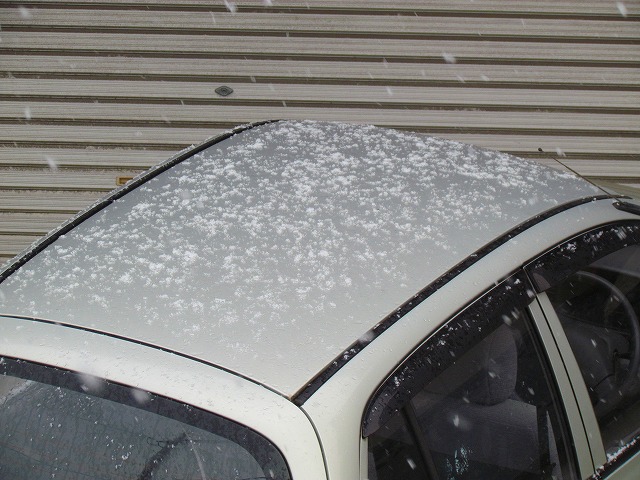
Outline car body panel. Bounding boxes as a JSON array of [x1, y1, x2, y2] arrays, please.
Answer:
[[302, 199, 637, 480], [0, 121, 602, 397], [537, 292, 606, 471], [0, 315, 327, 480], [528, 298, 596, 479]]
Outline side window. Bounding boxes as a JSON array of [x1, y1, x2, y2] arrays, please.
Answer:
[[0, 357, 291, 480], [364, 274, 578, 480], [530, 224, 640, 457]]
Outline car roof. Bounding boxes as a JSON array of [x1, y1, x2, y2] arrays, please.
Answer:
[[0, 120, 603, 397]]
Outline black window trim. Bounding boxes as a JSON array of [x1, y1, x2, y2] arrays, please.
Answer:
[[524, 220, 640, 294], [588, 436, 640, 479]]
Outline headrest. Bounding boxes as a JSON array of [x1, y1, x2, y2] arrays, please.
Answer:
[[466, 325, 518, 405], [426, 324, 518, 406]]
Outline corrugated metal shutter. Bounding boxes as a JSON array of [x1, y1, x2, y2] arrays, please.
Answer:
[[1, 0, 639, 265]]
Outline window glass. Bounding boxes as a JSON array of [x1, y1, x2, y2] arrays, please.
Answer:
[[546, 244, 640, 455], [367, 276, 577, 480], [367, 408, 429, 480], [0, 357, 291, 480]]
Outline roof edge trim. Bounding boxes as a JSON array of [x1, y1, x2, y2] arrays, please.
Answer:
[[292, 194, 614, 405], [613, 200, 640, 217], [0, 120, 278, 285]]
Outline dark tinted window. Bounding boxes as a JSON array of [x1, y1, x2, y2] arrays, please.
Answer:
[[366, 275, 577, 480], [546, 244, 640, 455], [0, 357, 291, 480]]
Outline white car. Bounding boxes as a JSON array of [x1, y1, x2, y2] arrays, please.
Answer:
[[1, 121, 639, 479]]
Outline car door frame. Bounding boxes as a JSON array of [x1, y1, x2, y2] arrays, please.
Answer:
[[524, 219, 640, 478], [359, 269, 595, 479], [300, 199, 638, 480]]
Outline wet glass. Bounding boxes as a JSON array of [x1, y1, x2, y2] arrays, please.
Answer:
[[368, 283, 576, 480], [0, 358, 290, 480], [546, 244, 640, 456]]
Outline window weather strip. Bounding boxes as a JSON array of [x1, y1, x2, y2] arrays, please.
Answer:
[[525, 220, 640, 293]]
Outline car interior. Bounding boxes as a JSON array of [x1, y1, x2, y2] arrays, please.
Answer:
[[547, 244, 640, 455], [368, 304, 575, 479]]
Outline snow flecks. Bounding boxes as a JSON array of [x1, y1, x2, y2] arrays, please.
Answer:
[[358, 330, 375, 344], [0, 121, 601, 393], [131, 388, 150, 405], [616, 2, 628, 17], [442, 52, 457, 64], [18, 6, 33, 19], [78, 372, 106, 394], [45, 155, 58, 171], [223, 0, 237, 13]]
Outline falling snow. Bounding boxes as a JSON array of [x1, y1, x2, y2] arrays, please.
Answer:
[[442, 52, 457, 64], [616, 2, 628, 17], [45, 155, 58, 171], [223, 0, 237, 13], [18, 6, 33, 19]]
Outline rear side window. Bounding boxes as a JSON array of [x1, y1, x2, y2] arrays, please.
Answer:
[[0, 357, 291, 480], [364, 273, 577, 480]]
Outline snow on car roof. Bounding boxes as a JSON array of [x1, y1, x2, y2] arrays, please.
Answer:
[[0, 121, 602, 396]]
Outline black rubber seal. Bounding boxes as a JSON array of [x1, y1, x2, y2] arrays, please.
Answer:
[[589, 435, 640, 479], [525, 220, 640, 293], [613, 201, 640, 217]]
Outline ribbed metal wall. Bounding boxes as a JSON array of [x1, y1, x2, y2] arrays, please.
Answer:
[[1, 0, 639, 265]]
